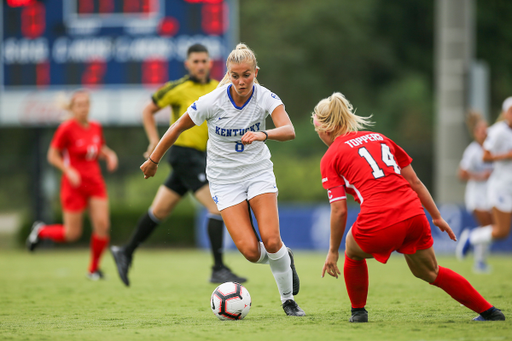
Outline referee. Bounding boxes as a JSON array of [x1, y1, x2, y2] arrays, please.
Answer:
[[111, 44, 246, 286]]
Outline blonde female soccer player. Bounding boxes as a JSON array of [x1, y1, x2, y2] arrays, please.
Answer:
[[313, 92, 504, 322], [140, 43, 305, 316], [458, 97, 512, 263], [26, 90, 118, 280], [457, 111, 493, 272]]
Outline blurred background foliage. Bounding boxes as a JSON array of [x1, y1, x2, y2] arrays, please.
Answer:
[[2, 0, 512, 245]]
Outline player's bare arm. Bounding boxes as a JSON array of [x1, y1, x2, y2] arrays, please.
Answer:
[[482, 148, 512, 162], [142, 101, 163, 159], [241, 105, 295, 145], [141, 113, 196, 179], [47, 146, 81, 187], [99, 145, 118, 172], [401, 165, 456, 241], [458, 167, 491, 182], [322, 199, 347, 279]]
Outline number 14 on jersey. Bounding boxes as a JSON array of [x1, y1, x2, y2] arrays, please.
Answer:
[[358, 143, 400, 179]]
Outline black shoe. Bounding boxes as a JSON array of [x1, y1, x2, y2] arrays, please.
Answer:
[[282, 299, 306, 316], [473, 307, 506, 321], [349, 308, 368, 323], [26, 221, 44, 252], [110, 246, 132, 287], [287, 248, 300, 295], [210, 265, 247, 283], [87, 269, 105, 281]]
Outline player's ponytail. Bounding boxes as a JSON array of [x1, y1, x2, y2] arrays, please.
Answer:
[[55, 89, 90, 120], [496, 96, 512, 123], [465, 110, 486, 138], [312, 92, 373, 137], [56, 89, 89, 112], [55, 92, 73, 113], [217, 43, 260, 88]]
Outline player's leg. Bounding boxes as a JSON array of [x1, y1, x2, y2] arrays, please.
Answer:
[[220, 199, 303, 316], [490, 208, 512, 240], [194, 184, 246, 283], [110, 185, 182, 286], [458, 207, 512, 260], [473, 209, 493, 227], [405, 247, 504, 320], [472, 209, 493, 273], [26, 220, 68, 251], [220, 200, 260, 262], [125, 185, 182, 255], [26, 210, 83, 249], [87, 197, 110, 280], [26, 185, 85, 251], [344, 229, 372, 322], [458, 185, 512, 259], [249, 193, 305, 316]]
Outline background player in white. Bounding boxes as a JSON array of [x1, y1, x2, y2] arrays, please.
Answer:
[[457, 111, 493, 272], [140, 43, 305, 316], [458, 97, 512, 262]]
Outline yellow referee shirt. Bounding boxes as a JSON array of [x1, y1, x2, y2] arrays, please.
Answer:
[[152, 75, 219, 151]]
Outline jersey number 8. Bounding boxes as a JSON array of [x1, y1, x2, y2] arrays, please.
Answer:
[[235, 142, 245, 152]]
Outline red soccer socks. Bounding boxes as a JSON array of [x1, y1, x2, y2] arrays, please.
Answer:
[[38, 224, 66, 242], [89, 234, 110, 274], [431, 266, 492, 314], [344, 253, 369, 309]]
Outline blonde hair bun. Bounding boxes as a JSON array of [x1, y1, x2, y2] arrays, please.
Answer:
[[217, 43, 259, 88], [312, 92, 373, 137]]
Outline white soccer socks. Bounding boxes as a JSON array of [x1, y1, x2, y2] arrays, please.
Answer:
[[470, 225, 493, 245], [256, 242, 269, 264], [267, 244, 293, 303]]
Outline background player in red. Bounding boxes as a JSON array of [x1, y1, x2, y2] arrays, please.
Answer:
[[313, 92, 505, 322], [26, 90, 118, 280]]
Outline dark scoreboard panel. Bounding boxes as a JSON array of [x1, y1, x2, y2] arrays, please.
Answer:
[[1, 0, 234, 89]]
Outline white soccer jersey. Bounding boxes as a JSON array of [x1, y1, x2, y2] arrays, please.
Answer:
[[483, 121, 512, 183], [187, 83, 284, 184], [460, 141, 493, 174], [459, 141, 493, 211]]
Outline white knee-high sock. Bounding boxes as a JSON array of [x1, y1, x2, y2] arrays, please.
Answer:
[[267, 244, 293, 303], [470, 225, 493, 245], [473, 243, 489, 264], [256, 242, 269, 264]]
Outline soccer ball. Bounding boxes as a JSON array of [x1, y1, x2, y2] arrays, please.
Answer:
[[211, 282, 251, 320]]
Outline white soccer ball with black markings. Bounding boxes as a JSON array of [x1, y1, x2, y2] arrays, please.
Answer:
[[211, 282, 251, 320]]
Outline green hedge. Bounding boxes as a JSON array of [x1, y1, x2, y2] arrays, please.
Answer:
[[17, 205, 196, 249]]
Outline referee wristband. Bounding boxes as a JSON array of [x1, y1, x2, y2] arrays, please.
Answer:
[[149, 157, 159, 165], [262, 131, 268, 142]]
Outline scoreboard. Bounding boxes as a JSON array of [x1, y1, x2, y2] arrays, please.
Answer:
[[0, 0, 238, 125]]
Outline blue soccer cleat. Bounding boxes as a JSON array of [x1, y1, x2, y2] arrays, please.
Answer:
[[473, 261, 491, 274], [455, 229, 472, 261]]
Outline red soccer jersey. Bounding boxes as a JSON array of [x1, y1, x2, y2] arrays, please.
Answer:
[[50, 119, 105, 180], [320, 131, 424, 233]]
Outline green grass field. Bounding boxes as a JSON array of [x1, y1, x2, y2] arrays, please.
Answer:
[[0, 249, 511, 341]]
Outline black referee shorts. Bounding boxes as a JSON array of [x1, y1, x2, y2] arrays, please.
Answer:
[[163, 145, 208, 196]]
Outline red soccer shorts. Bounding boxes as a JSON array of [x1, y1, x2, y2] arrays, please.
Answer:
[[60, 176, 107, 212], [351, 214, 434, 264]]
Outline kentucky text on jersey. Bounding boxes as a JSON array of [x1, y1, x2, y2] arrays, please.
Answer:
[[344, 133, 384, 148], [215, 122, 262, 137]]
